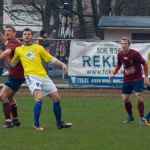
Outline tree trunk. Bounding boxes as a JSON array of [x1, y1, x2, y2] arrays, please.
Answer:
[[76, 0, 87, 38], [91, 0, 99, 37], [43, 0, 52, 32], [99, 0, 111, 16], [0, 0, 3, 31], [114, 0, 125, 15], [99, 0, 111, 40]]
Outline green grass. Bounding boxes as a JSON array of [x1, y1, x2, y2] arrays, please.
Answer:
[[0, 96, 150, 150]]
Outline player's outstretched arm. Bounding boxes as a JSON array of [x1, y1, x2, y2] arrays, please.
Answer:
[[0, 31, 8, 45], [54, 59, 67, 73]]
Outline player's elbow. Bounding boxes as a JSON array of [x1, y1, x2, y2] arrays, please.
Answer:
[[10, 62, 17, 67]]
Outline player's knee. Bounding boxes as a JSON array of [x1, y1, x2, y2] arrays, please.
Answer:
[[9, 99, 16, 105], [35, 96, 43, 102], [0, 94, 9, 103], [49, 91, 60, 101], [136, 96, 143, 102], [135, 93, 143, 101], [33, 90, 43, 101], [123, 97, 130, 102]]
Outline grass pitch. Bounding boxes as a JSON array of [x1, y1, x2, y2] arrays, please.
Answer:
[[0, 96, 150, 150]]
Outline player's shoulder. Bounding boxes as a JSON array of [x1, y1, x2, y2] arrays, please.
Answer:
[[129, 49, 143, 59], [15, 45, 23, 51], [32, 43, 42, 47], [129, 48, 138, 53], [12, 38, 21, 45], [32, 44, 44, 50], [130, 49, 141, 55]]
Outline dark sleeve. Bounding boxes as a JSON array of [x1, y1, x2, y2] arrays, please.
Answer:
[[136, 51, 146, 65]]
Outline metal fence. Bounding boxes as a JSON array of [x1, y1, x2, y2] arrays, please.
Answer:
[[1, 38, 149, 86], [0, 38, 72, 86]]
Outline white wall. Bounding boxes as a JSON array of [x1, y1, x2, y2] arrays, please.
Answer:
[[104, 29, 150, 41]]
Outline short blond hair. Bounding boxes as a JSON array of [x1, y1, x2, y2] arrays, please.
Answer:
[[121, 36, 130, 45]]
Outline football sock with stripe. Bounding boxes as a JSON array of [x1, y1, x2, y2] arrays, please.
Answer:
[[11, 104, 18, 119], [3, 102, 11, 120], [34, 100, 42, 126], [124, 101, 132, 116], [53, 101, 62, 125], [137, 101, 144, 118]]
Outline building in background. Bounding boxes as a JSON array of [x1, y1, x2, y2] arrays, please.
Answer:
[[98, 16, 150, 41]]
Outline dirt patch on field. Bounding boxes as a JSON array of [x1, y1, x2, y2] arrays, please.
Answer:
[[15, 87, 150, 97]]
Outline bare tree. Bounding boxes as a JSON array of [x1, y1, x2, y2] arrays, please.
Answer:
[[76, 0, 87, 38], [121, 0, 150, 16], [91, 0, 99, 37], [98, 0, 111, 39], [111, 0, 125, 15], [0, 0, 4, 31], [3, 0, 150, 40], [99, 0, 112, 16], [3, 0, 61, 33], [42, 0, 59, 33]]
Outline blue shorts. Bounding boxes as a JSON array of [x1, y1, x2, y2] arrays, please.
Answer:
[[122, 80, 144, 94], [5, 76, 25, 91]]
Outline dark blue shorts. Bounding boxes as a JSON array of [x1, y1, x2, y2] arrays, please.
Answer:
[[5, 76, 25, 91], [122, 80, 144, 94]]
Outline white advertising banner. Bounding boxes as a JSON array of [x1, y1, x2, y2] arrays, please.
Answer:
[[68, 41, 150, 87]]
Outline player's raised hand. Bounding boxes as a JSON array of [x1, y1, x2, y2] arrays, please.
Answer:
[[0, 31, 8, 45]]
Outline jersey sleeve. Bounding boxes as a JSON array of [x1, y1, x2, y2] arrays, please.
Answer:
[[11, 48, 20, 64], [136, 51, 146, 64], [39, 46, 55, 62]]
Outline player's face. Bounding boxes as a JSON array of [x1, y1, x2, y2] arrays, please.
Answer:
[[4, 28, 16, 40], [23, 31, 32, 43], [121, 40, 130, 52]]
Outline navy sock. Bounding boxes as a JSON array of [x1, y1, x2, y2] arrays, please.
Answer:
[[145, 111, 150, 119], [34, 101, 42, 126], [53, 101, 62, 125]]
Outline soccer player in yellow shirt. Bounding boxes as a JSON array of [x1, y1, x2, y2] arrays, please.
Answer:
[[10, 28, 72, 131]]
